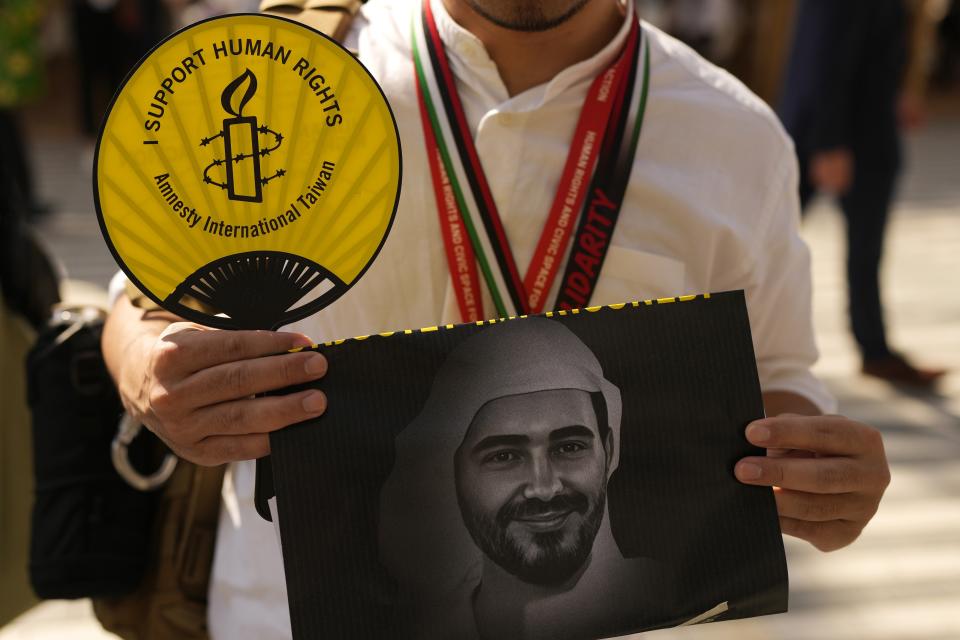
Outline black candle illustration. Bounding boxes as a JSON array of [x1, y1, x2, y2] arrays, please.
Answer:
[[222, 69, 262, 202], [201, 69, 285, 204]]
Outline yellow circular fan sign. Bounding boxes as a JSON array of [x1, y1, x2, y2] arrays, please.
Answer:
[[95, 13, 401, 329]]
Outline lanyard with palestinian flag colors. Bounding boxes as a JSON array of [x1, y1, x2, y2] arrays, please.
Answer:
[[412, 0, 651, 321]]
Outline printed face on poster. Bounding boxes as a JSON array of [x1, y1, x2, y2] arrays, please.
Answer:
[[270, 292, 789, 640]]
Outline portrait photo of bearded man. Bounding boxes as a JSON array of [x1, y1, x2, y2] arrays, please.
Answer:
[[379, 318, 673, 640]]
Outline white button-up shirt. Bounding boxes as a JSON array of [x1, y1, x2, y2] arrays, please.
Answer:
[[177, 0, 836, 636]]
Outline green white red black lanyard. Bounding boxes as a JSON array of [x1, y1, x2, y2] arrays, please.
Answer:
[[413, 0, 651, 320]]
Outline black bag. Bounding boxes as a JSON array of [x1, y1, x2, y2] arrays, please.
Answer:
[[26, 309, 162, 599]]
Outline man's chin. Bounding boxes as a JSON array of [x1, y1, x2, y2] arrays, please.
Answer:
[[507, 521, 578, 553], [506, 534, 588, 585], [464, 0, 590, 33]]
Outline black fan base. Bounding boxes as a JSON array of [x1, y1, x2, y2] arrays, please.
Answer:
[[164, 251, 345, 330]]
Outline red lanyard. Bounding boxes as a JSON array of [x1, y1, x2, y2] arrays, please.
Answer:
[[414, 0, 648, 320], [415, 85, 484, 322]]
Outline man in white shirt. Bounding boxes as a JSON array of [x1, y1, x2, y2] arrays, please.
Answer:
[[102, 0, 891, 637]]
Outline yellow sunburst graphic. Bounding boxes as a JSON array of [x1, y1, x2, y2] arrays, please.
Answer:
[[95, 13, 401, 329]]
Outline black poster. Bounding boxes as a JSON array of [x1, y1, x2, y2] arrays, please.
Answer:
[[270, 291, 788, 639]]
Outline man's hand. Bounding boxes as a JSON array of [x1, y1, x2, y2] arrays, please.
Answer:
[[111, 316, 329, 466], [809, 148, 855, 196], [735, 415, 890, 552]]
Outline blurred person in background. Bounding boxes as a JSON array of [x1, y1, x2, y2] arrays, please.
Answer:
[[933, 0, 960, 87], [171, 0, 260, 28], [0, 0, 48, 218], [646, 1, 797, 107], [780, 0, 948, 388], [662, 0, 742, 64], [72, 0, 168, 144], [901, 0, 953, 125], [0, 138, 39, 627], [0, 13, 60, 618]]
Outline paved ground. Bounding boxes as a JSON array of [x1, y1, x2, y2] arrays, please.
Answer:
[[3, 118, 958, 639], [646, 121, 960, 640]]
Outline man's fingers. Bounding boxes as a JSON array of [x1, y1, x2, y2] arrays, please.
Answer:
[[192, 389, 327, 439], [779, 516, 865, 553], [738, 414, 889, 553], [194, 434, 272, 466], [155, 327, 315, 376], [773, 488, 875, 523], [178, 351, 328, 405], [735, 456, 865, 494], [746, 415, 878, 456]]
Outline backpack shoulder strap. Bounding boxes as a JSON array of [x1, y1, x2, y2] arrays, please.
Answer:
[[260, 0, 363, 44]]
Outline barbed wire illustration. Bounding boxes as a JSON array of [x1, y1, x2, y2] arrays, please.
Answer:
[[200, 125, 285, 191]]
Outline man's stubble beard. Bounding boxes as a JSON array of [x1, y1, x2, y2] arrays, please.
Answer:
[[463, 0, 591, 32], [459, 487, 607, 586]]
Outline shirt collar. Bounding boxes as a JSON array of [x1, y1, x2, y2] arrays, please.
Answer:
[[428, 0, 635, 110]]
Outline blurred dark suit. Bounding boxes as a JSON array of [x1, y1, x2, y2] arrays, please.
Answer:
[[780, 0, 907, 361]]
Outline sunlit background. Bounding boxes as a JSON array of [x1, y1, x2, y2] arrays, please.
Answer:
[[2, 1, 958, 638]]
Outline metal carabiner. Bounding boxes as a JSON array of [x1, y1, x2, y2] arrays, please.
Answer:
[[111, 413, 178, 491]]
